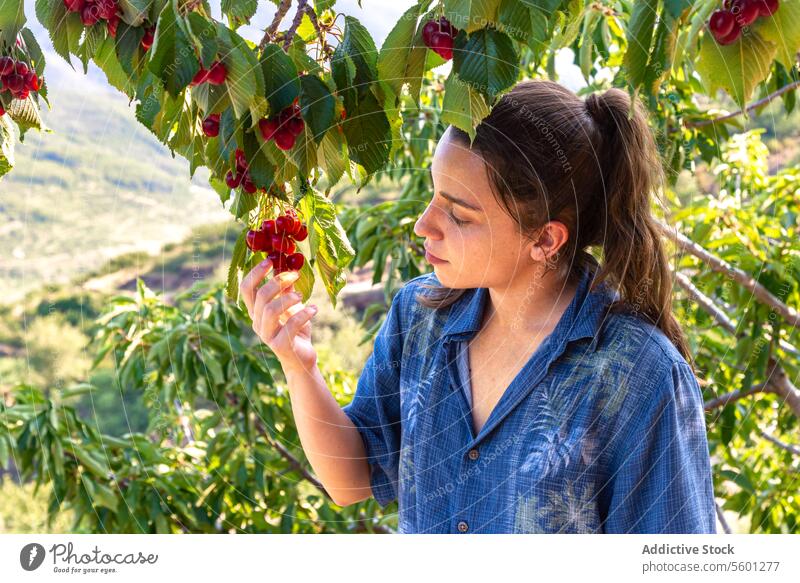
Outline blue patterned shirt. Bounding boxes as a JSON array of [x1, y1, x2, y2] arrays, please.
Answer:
[[342, 259, 717, 533]]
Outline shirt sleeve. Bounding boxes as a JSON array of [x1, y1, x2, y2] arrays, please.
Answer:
[[601, 361, 717, 533], [340, 286, 405, 509]]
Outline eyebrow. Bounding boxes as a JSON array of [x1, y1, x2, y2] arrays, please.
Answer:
[[438, 190, 481, 212]]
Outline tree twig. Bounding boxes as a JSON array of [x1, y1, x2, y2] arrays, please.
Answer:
[[715, 502, 732, 534], [303, 2, 334, 60], [704, 383, 769, 411]]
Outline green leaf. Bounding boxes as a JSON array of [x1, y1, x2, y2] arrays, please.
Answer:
[[222, 0, 258, 25], [444, 0, 502, 33], [334, 16, 379, 89], [148, 0, 201, 97], [440, 70, 490, 143], [318, 126, 346, 189], [753, 0, 800, 69], [118, 0, 151, 27], [300, 187, 355, 307], [624, 0, 657, 89], [0, 0, 26, 48], [299, 75, 335, 144], [340, 89, 391, 176], [214, 23, 261, 118], [260, 43, 300, 114], [377, 4, 427, 104], [497, 0, 531, 43], [115, 22, 146, 77], [94, 36, 138, 97], [35, 0, 83, 67], [452, 28, 519, 102], [696, 32, 777, 109], [20, 28, 46, 76], [7, 95, 45, 139]]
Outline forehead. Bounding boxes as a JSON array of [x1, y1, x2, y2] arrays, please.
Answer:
[[431, 128, 492, 204]]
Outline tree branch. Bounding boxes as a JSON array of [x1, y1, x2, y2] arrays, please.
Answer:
[[759, 429, 800, 456], [656, 220, 800, 329], [259, 0, 293, 52], [685, 80, 800, 129], [283, 0, 309, 52], [303, 3, 334, 60], [704, 383, 769, 411], [715, 502, 732, 534]]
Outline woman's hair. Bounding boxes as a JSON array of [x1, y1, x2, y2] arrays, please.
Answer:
[[415, 79, 692, 367]]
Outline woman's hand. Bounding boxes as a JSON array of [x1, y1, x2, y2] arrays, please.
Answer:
[[239, 259, 319, 375]]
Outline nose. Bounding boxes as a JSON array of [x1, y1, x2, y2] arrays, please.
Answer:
[[414, 201, 443, 240]]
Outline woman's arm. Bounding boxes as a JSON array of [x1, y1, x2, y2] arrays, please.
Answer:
[[284, 363, 374, 507]]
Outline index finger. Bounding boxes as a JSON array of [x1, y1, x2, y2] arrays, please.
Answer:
[[239, 259, 272, 316]]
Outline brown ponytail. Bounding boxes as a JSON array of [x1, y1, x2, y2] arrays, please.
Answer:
[[417, 80, 694, 368]]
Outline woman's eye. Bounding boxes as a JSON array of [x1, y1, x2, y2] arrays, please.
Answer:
[[448, 210, 469, 226]]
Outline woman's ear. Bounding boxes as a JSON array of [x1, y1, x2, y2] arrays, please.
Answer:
[[529, 221, 568, 263]]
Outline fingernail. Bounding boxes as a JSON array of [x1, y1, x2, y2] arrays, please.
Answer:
[[309, 305, 318, 313], [260, 259, 271, 267]]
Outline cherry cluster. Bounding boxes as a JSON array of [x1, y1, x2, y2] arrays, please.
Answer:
[[422, 16, 458, 60], [63, 0, 120, 36], [190, 61, 227, 86], [259, 102, 305, 151], [0, 57, 39, 102], [202, 113, 220, 137], [246, 209, 308, 274], [226, 148, 257, 193], [708, 0, 779, 45]]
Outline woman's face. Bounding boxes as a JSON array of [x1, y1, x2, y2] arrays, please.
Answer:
[[413, 127, 558, 290]]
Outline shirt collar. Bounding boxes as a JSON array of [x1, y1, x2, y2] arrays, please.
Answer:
[[441, 257, 619, 352]]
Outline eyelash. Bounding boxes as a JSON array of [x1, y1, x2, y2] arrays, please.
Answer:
[[448, 210, 469, 226]]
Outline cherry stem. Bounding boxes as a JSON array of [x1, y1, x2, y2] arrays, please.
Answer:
[[685, 79, 800, 129]]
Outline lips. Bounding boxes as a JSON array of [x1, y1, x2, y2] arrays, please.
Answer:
[[424, 246, 447, 263]]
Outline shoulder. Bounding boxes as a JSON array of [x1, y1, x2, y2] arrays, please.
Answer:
[[592, 310, 700, 413]]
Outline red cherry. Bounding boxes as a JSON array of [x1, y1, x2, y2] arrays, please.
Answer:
[[286, 253, 305, 271], [755, 0, 779, 16], [97, 0, 117, 20], [717, 22, 742, 44], [0, 105, 4, 116], [81, 3, 102, 26], [247, 229, 269, 251], [430, 31, 454, 60], [259, 117, 279, 140], [438, 17, 457, 37], [17, 88, 29, 100], [269, 233, 292, 254], [287, 116, 305, 137], [242, 173, 257, 194], [0, 57, 13, 76], [731, 0, 760, 26], [274, 129, 296, 150], [206, 61, 227, 85], [63, 0, 85, 13], [275, 215, 291, 234], [107, 13, 119, 37], [262, 219, 277, 237], [190, 66, 209, 86], [202, 113, 220, 137], [234, 148, 248, 172], [14, 62, 28, 77], [5, 74, 24, 94], [422, 20, 438, 45], [709, 10, 736, 39], [294, 224, 308, 242], [24, 71, 39, 92], [267, 250, 287, 272], [141, 26, 155, 51], [225, 171, 241, 189]]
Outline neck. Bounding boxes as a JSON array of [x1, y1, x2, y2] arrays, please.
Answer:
[[482, 266, 579, 336]]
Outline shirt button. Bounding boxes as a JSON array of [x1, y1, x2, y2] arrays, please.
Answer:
[[467, 448, 479, 461], [457, 521, 469, 533]]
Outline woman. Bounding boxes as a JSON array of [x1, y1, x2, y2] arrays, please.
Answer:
[[238, 79, 717, 534]]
